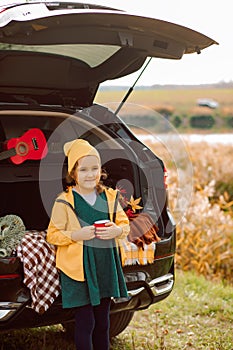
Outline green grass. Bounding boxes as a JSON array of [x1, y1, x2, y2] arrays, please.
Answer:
[[1, 270, 233, 349], [113, 270, 233, 349]]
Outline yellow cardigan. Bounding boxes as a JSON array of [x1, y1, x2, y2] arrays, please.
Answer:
[[46, 187, 130, 281]]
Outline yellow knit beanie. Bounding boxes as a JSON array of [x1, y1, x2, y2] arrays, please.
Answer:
[[64, 139, 101, 173]]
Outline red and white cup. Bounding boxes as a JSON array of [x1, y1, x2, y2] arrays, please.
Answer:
[[94, 219, 110, 228], [94, 220, 110, 237]]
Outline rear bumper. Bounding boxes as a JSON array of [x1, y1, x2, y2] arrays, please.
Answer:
[[111, 268, 174, 314], [0, 302, 23, 322], [0, 272, 174, 327], [128, 273, 174, 298]]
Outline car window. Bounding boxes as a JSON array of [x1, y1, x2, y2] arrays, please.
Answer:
[[0, 43, 121, 68]]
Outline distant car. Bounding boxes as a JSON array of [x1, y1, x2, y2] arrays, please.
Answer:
[[197, 98, 219, 109], [0, 0, 217, 340]]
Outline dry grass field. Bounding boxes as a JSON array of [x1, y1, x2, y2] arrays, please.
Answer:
[[95, 88, 233, 131], [95, 87, 233, 112], [142, 138, 233, 284]]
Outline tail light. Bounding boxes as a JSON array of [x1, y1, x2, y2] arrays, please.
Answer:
[[0, 274, 20, 279], [164, 167, 168, 188]]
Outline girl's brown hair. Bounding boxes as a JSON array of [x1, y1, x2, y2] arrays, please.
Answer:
[[65, 160, 108, 193]]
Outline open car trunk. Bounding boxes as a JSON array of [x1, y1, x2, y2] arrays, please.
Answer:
[[0, 107, 154, 230], [0, 104, 171, 237]]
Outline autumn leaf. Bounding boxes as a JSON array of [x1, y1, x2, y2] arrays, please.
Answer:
[[127, 196, 143, 212]]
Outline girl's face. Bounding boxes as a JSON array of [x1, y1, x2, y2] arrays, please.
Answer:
[[74, 155, 101, 193]]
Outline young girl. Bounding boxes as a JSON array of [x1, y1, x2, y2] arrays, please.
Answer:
[[46, 139, 130, 350]]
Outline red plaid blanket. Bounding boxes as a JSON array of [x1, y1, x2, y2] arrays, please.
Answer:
[[16, 231, 60, 314]]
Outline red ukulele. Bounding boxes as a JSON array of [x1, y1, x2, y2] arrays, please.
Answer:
[[0, 128, 48, 164]]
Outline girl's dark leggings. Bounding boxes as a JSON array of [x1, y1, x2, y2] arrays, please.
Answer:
[[74, 298, 111, 350]]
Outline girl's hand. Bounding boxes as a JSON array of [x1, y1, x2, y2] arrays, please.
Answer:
[[71, 226, 95, 241], [95, 222, 122, 240]]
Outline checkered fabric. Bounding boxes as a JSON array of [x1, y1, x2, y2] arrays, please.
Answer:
[[16, 230, 60, 314], [119, 238, 156, 266]]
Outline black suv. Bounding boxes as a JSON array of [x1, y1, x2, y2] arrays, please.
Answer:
[[0, 1, 217, 338]]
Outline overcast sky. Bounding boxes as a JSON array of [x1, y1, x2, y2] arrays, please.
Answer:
[[88, 0, 232, 86]]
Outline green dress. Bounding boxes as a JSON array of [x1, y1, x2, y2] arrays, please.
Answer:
[[60, 190, 128, 308]]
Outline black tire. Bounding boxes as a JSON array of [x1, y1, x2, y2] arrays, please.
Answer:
[[62, 321, 75, 341], [109, 311, 134, 338]]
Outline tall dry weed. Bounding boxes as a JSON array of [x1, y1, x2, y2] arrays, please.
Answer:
[[175, 180, 233, 282], [147, 139, 233, 283]]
